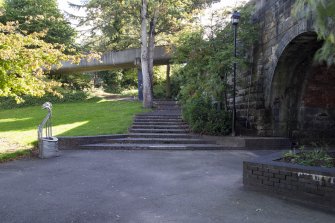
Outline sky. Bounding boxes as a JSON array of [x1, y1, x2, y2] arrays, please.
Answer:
[[57, 0, 244, 11], [57, 0, 85, 17], [57, 0, 245, 28]]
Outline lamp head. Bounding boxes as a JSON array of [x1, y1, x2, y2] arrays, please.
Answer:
[[231, 11, 241, 25]]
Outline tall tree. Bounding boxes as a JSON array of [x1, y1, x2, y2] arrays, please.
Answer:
[[71, 0, 215, 108], [1, 0, 76, 47], [295, 0, 335, 65], [140, 0, 152, 107]]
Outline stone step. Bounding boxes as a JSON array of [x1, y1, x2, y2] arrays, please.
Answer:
[[135, 115, 182, 119], [153, 100, 178, 105], [149, 112, 181, 116], [134, 118, 183, 122], [134, 116, 183, 121], [129, 128, 189, 134], [133, 121, 186, 125], [128, 133, 194, 138], [146, 112, 182, 116], [131, 125, 189, 129], [80, 143, 227, 150], [134, 116, 182, 119], [107, 138, 213, 144], [147, 108, 181, 111], [153, 106, 180, 109]]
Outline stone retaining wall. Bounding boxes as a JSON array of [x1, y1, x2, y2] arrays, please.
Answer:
[[58, 134, 128, 150]]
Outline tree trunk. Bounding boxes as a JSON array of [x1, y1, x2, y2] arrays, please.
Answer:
[[166, 64, 171, 98], [141, 0, 153, 108], [148, 10, 158, 96]]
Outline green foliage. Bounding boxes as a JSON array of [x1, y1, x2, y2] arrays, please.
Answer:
[[152, 65, 168, 99], [0, 90, 90, 109], [153, 83, 166, 99], [1, 0, 76, 46], [97, 69, 137, 93], [182, 96, 231, 135], [295, 0, 335, 65], [0, 21, 85, 102], [1, 0, 94, 91], [172, 4, 257, 134], [52, 73, 93, 91], [283, 146, 334, 168]]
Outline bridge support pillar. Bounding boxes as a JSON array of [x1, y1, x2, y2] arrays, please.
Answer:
[[137, 68, 143, 101]]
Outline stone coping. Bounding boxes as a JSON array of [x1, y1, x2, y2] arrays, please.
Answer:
[[58, 134, 128, 150]]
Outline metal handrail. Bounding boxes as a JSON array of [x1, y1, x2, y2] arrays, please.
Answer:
[[38, 102, 53, 155]]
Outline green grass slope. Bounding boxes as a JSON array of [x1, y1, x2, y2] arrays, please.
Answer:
[[0, 99, 147, 158]]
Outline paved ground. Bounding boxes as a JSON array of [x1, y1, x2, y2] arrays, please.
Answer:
[[0, 150, 334, 223]]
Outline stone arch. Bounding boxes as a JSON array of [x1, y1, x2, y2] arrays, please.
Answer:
[[267, 29, 335, 141], [265, 20, 313, 107]]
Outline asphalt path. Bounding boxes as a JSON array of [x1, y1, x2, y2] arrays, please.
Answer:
[[0, 150, 334, 223]]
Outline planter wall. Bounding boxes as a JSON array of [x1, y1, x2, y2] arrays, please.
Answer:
[[243, 152, 335, 212]]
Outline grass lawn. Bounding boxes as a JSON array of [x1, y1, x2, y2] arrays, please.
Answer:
[[0, 99, 147, 161]]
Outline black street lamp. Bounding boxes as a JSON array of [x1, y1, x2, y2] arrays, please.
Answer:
[[231, 11, 240, 137]]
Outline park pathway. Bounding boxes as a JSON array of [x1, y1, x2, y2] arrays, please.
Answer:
[[1, 150, 334, 223], [82, 100, 225, 150]]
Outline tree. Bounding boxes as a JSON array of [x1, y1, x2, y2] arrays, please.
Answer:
[[0, 21, 84, 102], [295, 0, 335, 65], [140, 0, 152, 107], [71, 0, 215, 108], [1, 0, 76, 47]]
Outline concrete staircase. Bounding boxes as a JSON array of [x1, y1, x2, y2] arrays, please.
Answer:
[[79, 100, 292, 150], [81, 100, 224, 150]]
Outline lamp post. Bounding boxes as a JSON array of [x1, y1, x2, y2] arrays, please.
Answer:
[[231, 11, 240, 137]]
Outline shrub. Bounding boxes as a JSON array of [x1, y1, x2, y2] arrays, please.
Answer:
[[283, 146, 334, 168], [171, 3, 257, 136], [97, 69, 137, 94], [182, 96, 231, 135], [153, 82, 167, 99]]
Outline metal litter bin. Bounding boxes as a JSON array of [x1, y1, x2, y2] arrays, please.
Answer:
[[40, 136, 59, 159], [38, 102, 60, 159]]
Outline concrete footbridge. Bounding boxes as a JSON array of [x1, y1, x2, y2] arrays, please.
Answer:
[[56, 45, 173, 74]]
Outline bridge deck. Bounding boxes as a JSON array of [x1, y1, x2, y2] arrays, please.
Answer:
[[56, 46, 173, 73]]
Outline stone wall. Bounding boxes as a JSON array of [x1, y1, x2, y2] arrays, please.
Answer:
[[235, 0, 335, 142], [236, 0, 301, 135]]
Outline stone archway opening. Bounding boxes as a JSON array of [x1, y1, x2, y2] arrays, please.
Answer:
[[270, 31, 335, 143]]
